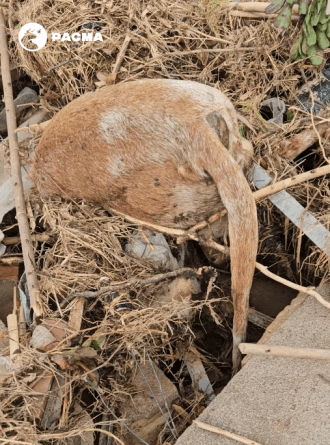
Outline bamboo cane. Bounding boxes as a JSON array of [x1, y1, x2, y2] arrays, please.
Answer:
[[0, 8, 43, 318], [239, 343, 330, 360]]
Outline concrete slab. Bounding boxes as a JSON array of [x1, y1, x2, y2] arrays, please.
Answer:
[[176, 284, 330, 445]]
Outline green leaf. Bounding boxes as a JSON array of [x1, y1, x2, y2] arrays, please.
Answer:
[[301, 35, 308, 54], [304, 22, 317, 46], [287, 111, 294, 121], [265, 0, 286, 13], [319, 22, 328, 31], [274, 4, 292, 28], [309, 53, 324, 64], [90, 339, 101, 350], [239, 125, 245, 137], [298, 0, 309, 15], [307, 43, 317, 56], [316, 29, 330, 49]]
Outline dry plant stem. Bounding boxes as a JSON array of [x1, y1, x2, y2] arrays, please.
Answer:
[[255, 262, 330, 309], [0, 9, 43, 318], [162, 47, 260, 58], [112, 31, 132, 74], [230, 10, 299, 21], [18, 428, 125, 445], [194, 420, 263, 445], [61, 267, 202, 307], [0, 3, 9, 7], [47, 56, 78, 72], [239, 343, 330, 360], [228, 1, 299, 14], [310, 92, 330, 165], [253, 164, 330, 200], [2, 233, 50, 245], [205, 239, 330, 310]]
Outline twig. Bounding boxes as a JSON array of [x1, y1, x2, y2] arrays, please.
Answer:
[[47, 56, 78, 72], [162, 47, 260, 58], [310, 91, 330, 165], [230, 10, 299, 21], [204, 239, 330, 310], [228, 1, 299, 14], [0, 3, 9, 7], [254, 262, 330, 310], [0, 9, 43, 318], [112, 31, 132, 75], [239, 343, 330, 361], [194, 420, 263, 445], [47, 52, 92, 72], [60, 267, 204, 307], [253, 165, 330, 200], [2, 233, 50, 245]]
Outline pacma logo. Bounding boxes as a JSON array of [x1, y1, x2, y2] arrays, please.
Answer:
[[19, 22, 103, 52], [52, 32, 103, 42]]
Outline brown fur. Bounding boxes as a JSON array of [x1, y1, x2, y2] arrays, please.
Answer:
[[31, 79, 258, 370]]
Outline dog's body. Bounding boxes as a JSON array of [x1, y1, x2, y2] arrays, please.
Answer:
[[32, 79, 258, 369]]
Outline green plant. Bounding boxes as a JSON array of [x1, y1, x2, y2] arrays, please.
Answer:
[[266, 0, 329, 65]]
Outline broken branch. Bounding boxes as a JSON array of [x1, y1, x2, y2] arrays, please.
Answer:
[[229, 10, 299, 21], [228, 1, 299, 14], [253, 164, 330, 200], [112, 31, 132, 75], [2, 233, 50, 245], [60, 267, 205, 307], [0, 9, 43, 318], [239, 343, 330, 361]]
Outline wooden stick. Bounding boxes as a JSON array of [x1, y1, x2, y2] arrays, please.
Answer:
[[2, 233, 50, 245], [239, 343, 330, 360], [253, 164, 330, 200], [228, 2, 299, 14], [112, 31, 132, 75], [254, 262, 330, 310], [194, 420, 263, 445], [230, 10, 300, 21], [7, 313, 20, 356], [0, 3, 9, 7], [0, 9, 43, 318]]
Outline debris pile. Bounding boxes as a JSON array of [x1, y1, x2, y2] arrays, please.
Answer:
[[1, 0, 330, 444]]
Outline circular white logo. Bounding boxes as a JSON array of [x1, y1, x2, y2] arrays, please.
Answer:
[[18, 23, 47, 52]]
